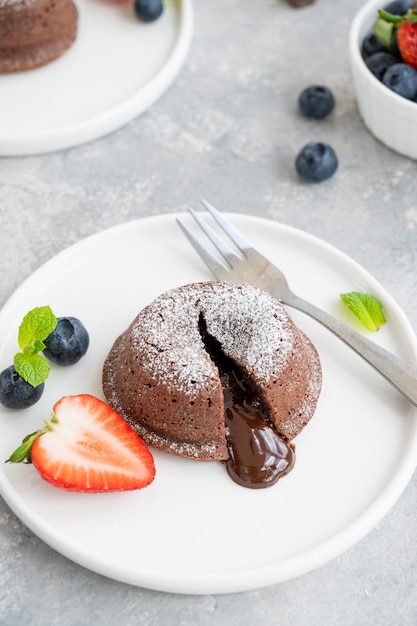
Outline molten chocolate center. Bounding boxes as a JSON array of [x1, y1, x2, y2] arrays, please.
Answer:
[[199, 315, 295, 488]]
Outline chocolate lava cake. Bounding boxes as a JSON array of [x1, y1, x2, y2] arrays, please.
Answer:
[[102, 281, 322, 487], [0, 0, 78, 73]]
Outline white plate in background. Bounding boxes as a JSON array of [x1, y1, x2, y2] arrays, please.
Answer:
[[0, 0, 193, 155]]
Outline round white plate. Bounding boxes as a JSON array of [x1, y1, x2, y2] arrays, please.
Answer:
[[0, 0, 193, 156], [0, 213, 416, 595]]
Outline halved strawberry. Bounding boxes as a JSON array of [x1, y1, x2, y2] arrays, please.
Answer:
[[7, 394, 155, 492]]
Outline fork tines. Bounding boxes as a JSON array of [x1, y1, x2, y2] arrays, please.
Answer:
[[176, 200, 251, 278]]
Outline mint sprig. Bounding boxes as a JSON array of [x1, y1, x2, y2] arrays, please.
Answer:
[[340, 292, 386, 332], [13, 306, 57, 387], [14, 353, 52, 388]]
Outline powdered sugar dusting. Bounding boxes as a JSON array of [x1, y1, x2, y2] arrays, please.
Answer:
[[129, 281, 296, 395]]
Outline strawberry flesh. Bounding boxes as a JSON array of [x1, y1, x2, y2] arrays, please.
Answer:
[[21, 394, 155, 492], [398, 21, 417, 69]]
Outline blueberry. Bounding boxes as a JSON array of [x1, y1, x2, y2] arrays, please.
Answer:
[[43, 317, 89, 366], [295, 142, 338, 183], [133, 0, 163, 22], [384, 0, 414, 15], [361, 32, 387, 58], [382, 63, 417, 100], [298, 86, 335, 119], [0, 365, 44, 409], [365, 51, 398, 81]]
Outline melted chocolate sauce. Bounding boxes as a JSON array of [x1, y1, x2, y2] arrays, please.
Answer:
[[199, 315, 295, 489], [222, 369, 295, 488]]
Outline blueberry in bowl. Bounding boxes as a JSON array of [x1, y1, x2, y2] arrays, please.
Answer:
[[361, 31, 388, 57], [384, 0, 415, 14], [382, 62, 417, 98], [365, 50, 398, 79]]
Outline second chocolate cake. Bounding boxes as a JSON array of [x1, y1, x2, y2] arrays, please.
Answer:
[[0, 0, 78, 73]]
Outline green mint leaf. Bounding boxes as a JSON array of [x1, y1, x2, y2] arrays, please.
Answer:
[[14, 353, 50, 387], [23, 338, 46, 356], [17, 306, 57, 352], [9, 306, 57, 388], [340, 292, 386, 332]]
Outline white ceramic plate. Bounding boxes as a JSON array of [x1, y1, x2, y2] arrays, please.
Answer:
[[0, 213, 416, 595], [0, 0, 193, 156]]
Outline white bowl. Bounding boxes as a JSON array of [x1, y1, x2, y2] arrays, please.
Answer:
[[349, 0, 417, 159]]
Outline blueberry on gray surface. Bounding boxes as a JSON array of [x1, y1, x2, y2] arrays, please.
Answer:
[[382, 63, 417, 99], [43, 317, 89, 366], [384, 0, 414, 15], [365, 51, 398, 80], [298, 86, 335, 119], [295, 142, 338, 183], [361, 32, 387, 58], [0, 365, 44, 409], [133, 0, 163, 22]]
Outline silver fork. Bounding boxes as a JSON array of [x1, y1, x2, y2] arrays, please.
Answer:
[[177, 200, 417, 408]]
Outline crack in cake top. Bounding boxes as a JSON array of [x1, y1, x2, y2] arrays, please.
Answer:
[[126, 281, 296, 395]]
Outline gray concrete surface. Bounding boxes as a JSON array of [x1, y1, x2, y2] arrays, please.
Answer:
[[1, 0, 417, 624]]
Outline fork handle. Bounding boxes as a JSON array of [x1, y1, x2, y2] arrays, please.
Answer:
[[280, 290, 417, 407]]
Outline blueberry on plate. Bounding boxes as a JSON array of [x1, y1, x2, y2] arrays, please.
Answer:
[[361, 32, 387, 58], [298, 86, 335, 119], [43, 317, 89, 366], [133, 0, 163, 22], [0, 365, 44, 409], [382, 63, 417, 100], [365, 51, 398, 81], [295, 142, 338, 183], [383, 0, 414, 15]]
